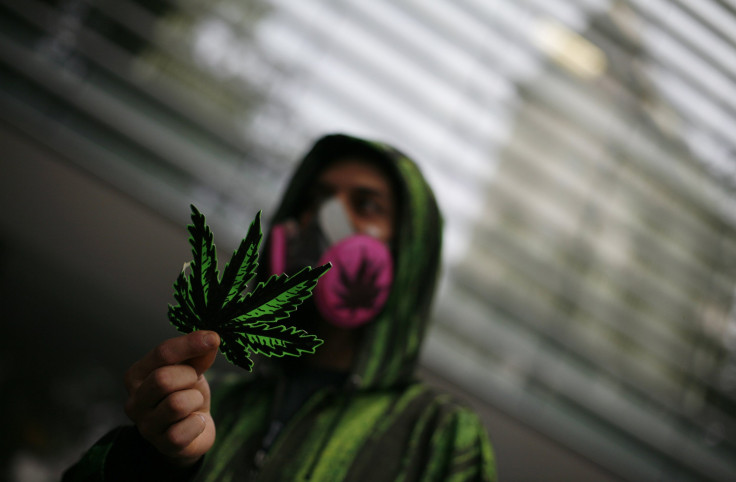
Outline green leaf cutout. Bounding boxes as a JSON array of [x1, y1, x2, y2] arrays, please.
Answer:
[[168, 205, 331, 371]]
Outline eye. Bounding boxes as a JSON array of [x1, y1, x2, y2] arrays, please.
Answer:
[[353, 194, 385, 217]]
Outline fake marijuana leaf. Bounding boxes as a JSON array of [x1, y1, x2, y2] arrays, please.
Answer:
[[168, 205, 331, 371]]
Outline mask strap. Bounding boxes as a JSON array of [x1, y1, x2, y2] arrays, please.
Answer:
[[269, 223, 288, 276]]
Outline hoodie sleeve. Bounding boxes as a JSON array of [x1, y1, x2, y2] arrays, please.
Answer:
[[61, 426, 202, 482]]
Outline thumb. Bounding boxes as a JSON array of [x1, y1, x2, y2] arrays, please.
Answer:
[[187, 330, 220, 375]]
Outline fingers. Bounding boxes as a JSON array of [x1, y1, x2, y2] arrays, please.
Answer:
[[125, 331, 220, 394], [136, 389, 205, 438], [122, 331, 219, 465], [125, 364, 200, 420], [125, 368, 215, 465], [151, 412, 211, 462]]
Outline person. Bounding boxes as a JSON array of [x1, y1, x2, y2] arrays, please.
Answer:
[[63, 134, 496, 481]]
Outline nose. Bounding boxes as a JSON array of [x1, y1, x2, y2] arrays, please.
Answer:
[[330, 195, 385, 241]]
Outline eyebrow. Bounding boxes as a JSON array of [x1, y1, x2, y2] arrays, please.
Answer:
[[313, 181, 388, 198], [352, 186, 387, 198]]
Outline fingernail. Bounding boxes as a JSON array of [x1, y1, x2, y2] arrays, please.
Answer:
[[203, 333, 218, 347], [197, 414, 207, 434]]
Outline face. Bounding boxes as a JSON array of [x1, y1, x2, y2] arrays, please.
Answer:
[[301, 158, 396, 244]]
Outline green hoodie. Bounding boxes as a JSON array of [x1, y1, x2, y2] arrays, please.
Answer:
[[63, 134, 496, 481]]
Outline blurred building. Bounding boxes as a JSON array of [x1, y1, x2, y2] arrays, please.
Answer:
[[443, 3, 736, 480]]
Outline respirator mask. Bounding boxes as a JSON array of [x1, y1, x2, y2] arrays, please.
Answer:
[[268, 198, 393, 328]]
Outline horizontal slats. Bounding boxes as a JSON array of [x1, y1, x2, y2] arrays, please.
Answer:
[[1, 0, 736, 480]]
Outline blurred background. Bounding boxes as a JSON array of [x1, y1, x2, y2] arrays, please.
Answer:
[[1, 0, 736, 480]]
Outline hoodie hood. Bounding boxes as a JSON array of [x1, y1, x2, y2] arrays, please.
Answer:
[[265, 134, 443, 390]]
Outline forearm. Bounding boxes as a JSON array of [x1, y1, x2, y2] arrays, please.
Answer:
[[62, 426, 202, 482]]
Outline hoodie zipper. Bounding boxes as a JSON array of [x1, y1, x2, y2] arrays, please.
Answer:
[[248, 372, 361, 480]]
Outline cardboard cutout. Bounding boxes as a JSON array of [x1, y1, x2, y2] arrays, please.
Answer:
[[167, 205, 330, 371]]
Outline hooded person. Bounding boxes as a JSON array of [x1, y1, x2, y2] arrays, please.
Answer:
[[63, 134, 496, 481]]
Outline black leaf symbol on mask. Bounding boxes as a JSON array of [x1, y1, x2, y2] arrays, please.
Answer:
[[335, 248, 384, 312]]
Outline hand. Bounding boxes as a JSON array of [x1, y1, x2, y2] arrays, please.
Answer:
[[123, 330, 220, 467]]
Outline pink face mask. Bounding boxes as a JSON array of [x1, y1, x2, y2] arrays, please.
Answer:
[[268, 199, 393, 328]]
